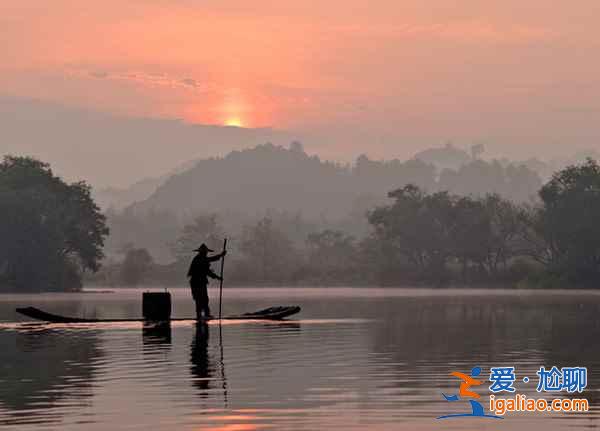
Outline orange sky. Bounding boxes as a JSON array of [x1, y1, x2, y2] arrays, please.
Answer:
[[2, 0, 600, 159]]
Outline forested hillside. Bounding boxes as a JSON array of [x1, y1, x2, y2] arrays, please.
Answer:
[[130, 142, 542, 219]]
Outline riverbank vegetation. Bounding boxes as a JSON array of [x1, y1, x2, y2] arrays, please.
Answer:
[[91, 158, 600, 289], [4, 151, 600, 291], [0, 156, 108, 292]]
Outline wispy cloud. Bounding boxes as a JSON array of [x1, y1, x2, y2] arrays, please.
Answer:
[[67, 67, 213, 93]]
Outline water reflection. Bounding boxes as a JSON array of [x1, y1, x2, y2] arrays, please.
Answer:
[[2, 289, 600, 430], [190, 322, 215, 398], [142, 322, 172, 347], [0, 327, 102, 426], [367, 295, 600, 423]]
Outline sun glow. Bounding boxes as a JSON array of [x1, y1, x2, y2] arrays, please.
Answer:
[[224, 117, 244, 127]]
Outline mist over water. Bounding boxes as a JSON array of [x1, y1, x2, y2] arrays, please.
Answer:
[[1, 288, 600, 430]]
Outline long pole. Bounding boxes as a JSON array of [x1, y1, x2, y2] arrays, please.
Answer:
[[218, 238, 227, 320]]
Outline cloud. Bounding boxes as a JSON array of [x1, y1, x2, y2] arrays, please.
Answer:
[[89, 70, 109, 79], [180, 78, 198, 88], [70, 67, 210, 92]]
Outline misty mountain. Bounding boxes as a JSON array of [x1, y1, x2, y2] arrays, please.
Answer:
[[128, 143, 542, 221], [93, 157, 204, 210], [94, 176, 164, 211], [130, 143, 360, 219], [411, 142, 599, 182], [413, 142, 472, 171], [95, 140, 567, 211]]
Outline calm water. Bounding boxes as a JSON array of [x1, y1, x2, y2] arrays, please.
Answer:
[[1, 287, 600, 430]]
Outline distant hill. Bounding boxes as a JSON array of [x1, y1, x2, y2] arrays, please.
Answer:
[[128, 143, 542, 220], [93, 158, 203, 210], [130, 143, 361, 219], [413, 143, 472, 171], [94, 177, 164, 210]]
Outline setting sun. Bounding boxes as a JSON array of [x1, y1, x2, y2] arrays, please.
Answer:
[[225, 117, 244, 127]]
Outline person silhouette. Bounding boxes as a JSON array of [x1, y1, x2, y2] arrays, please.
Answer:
[[187, 243, 226, 319]]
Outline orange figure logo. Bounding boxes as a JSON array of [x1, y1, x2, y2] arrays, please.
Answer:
[[450, 371, 482, 399], [438, 366, 502, 420]]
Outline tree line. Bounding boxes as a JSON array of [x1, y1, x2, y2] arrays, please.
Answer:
[[103, 143, 544, 265], [3, 154, 600, 292], [93, 158, 600, 288]]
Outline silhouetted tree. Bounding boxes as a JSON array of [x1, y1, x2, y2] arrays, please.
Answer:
[[481, 194, 525, 274], [368, 185, 456, 283], [529, 158, 600, 285], [452, 196, 490, 280], [367, 184, 528, 285], [0, 156, 108, 291]]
